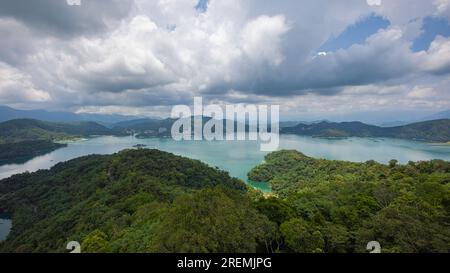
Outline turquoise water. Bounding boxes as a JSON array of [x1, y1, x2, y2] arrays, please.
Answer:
[[1, 135, 450, 192]]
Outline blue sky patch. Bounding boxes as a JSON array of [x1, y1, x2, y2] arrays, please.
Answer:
[[195, 0, 209, 13], [412, 16, 450, 52], [319, 13, 390, 52]]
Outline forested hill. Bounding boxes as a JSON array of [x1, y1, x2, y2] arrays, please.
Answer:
[[248, 150, 450, 253], [0, 119, 113, 143], [0, 149, 272, 253], [282, 119, 450, 142], [0, 119, 118, 163], [1, 149, 449, 253]]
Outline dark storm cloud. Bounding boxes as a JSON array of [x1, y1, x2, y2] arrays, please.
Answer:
[[0, 18, 35, 65], [0, 0, 134, 37]]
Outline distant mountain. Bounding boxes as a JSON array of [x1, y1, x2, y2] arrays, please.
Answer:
[[374, 110, 450, 127], [386, 119, 450, 142], [0, 105, 139, 125], [0, 119, 117, 162], [112, 118, 175, 137], [378, 121, 411, 127], [282, 119, 450, 142], [280, 121, 301, 128], [423, 110, 450, 121], [0, 119, 115, 143], [112, 116, 241, 138]]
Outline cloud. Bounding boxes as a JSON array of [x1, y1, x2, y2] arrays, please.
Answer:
[[241, 15, 290, 67], [66, 16, 178, 93], [367, 0, 382, 6], [0, 0, 449, 117], [0, 18, 35, 66], [0, 62, 51, 106], [434, 0, 450, 20], [420, 36, 450, 75], [408, 86, 436, 98], [0, 0, 134, 37]]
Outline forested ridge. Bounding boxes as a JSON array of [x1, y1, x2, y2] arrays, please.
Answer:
[[0, 141, 67, 165], [0, 119, 113, 143], [249, 150, 450, 253], [0, 149, 268, 253], [0, 119, 116, 163], [1, 149, 449, 253], [282, 119, 450, 142]]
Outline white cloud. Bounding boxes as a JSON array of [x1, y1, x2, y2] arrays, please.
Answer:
[[408, 86, 436, 98], [367, 0, 382, 7], [434, 0, 450, 19], [0, 62, 51, 105], [241, 15, 290, 66], [0, 0, 449, 117], [420, 36, 450, 74]]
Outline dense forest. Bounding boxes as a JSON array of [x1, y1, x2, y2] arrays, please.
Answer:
[[282, 119, 450, 142], [0, 149, 271, 253], [249, 150, 450, 253], [1, 148, 448, 253], [0, 141, 67, 165]]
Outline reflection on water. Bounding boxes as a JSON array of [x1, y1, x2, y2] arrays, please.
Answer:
[[0, 135, 449, 192]]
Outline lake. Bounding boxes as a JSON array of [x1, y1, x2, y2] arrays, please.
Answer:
[[0, 214, 12, 242], [1, 135, 449, 242], [1, 135, 450, 190]]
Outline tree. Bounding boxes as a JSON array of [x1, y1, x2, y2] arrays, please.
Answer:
[[82, 230, 111, 253], [280, 218, 324, 253], [389, 160, 398, 168], [254, 197, 296, 225], [151, 187, 275, 253]]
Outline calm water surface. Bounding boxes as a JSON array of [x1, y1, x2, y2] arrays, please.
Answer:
[[0, 214, 12, 242], [1, 135, 449, 188]]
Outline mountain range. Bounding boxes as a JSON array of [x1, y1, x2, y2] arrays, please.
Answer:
[[0, 119, 116, 144], [0, 105, 141, 126], [1, 117, 449, 144], [1, 105, 449, 127], [282, 119, 450, 142]]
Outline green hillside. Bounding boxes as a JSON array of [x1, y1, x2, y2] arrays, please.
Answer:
[[248, 150, 450, 253], [0, 119, 113, 143], [0, 119, 116, 162], [1, 148, 449, 253], [0, 141, 67, 165], [0, 149, 273, 253], [282, 119, 450, 142]]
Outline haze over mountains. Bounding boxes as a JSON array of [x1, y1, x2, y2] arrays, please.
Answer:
[[0, 105, 143, 126], [282, 119, 450, 143], [1, 105, 449, 126]]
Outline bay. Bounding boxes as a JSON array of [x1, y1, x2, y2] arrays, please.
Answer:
[[0, 135, 450, 193]]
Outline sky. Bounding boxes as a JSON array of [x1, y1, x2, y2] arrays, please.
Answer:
[[0, 0, 449, 122]]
